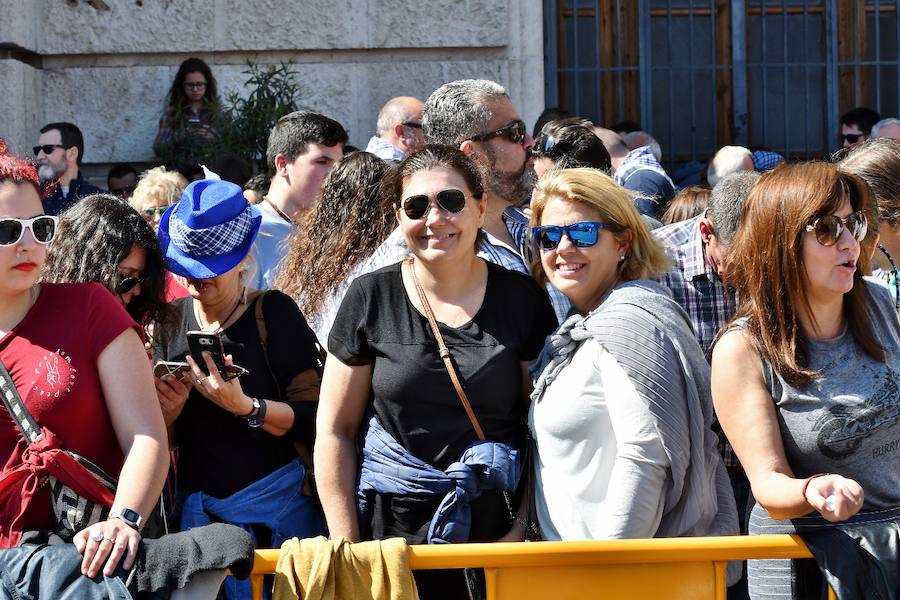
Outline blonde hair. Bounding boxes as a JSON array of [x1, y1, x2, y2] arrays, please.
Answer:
[[529, 168, 669, 286], [130, 167, 188, 213]]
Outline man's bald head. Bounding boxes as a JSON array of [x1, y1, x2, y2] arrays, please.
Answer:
[[376, 96, 425, 153]]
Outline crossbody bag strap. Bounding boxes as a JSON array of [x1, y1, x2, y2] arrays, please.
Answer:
[[0, 359, 43, 444], [404, 259, 486, 441]]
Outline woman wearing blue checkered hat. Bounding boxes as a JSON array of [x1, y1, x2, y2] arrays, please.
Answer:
[[153, 179, 324, 599]]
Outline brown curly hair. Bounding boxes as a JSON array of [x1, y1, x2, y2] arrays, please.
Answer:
[[276, 152, 393, 318]]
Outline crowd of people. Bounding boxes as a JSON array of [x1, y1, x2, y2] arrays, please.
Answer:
[[2, 57, 900, 600]]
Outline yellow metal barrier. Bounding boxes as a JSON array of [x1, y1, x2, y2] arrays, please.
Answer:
[[248, 534, 836, 600]]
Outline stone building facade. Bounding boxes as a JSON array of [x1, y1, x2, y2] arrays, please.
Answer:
[[0, 0, 544, 179]]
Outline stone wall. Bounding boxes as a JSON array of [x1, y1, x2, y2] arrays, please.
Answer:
[[0, 0, 544, 180]]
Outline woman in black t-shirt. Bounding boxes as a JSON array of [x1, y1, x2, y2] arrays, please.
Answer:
[[316, 146, 556, 599]]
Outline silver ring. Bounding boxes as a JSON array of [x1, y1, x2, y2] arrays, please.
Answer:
[[90, 529, 105, 543]]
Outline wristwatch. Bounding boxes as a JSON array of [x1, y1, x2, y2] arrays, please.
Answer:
[[110, 507, 143, 531], [244, 397, 267, 428]]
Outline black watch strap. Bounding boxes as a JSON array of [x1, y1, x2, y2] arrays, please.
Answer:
[[245, 398, 267, 428]]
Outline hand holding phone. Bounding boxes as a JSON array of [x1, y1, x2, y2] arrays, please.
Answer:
[[186, 331, 248, 380], [153, 361, 191, 379]]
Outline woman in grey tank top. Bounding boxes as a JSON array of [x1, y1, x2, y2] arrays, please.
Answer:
[[711, 162, 900, 599]]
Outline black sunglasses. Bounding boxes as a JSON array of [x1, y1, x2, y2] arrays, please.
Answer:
[[0, 216, 58, 245], [114, 273, 145, 295], [841, 132, 868, 144], [402, 122, 422, 129], [471, 119, 527, 144], [532, 221, 623, 250], [401, 189, 467, 220], [805, 211, 868, 246], [530, 133, 558, 157], [32, 144, 67, 156]]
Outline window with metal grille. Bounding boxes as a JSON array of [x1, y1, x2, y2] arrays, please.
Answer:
[[544, 0, 900, 168]]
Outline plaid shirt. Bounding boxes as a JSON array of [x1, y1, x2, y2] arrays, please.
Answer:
[[362, 212, 569, 324], [614, 146, 674, 191], [653, 215, 740, 468]]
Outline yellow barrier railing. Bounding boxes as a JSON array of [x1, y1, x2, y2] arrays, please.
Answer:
[[248, 534, 835, 600]]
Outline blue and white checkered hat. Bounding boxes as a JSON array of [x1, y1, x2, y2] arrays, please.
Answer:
[[158, 179, 262, 279]]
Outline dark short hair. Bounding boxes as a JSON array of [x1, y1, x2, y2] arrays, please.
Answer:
[[841, 107, 881, 134], [538, 118, 611, 173], [532, 107, 573, 139], [266, 111, 348, 172], [610, 120, 642, 134], [388, 145, 485, 204], [40, 122, 85, 165], [211, 154, 252, 187], [107, 163, 138, 186]]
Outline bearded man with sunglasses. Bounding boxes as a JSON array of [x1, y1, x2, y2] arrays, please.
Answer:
[[34, 122, 105, 216], [364, 79, 571, 323]]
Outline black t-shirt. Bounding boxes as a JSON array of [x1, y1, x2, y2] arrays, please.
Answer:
[[329, 260, 557, 542], [153, 291, 320, 498]]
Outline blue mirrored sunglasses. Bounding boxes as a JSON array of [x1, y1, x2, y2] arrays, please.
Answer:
[[531, 221, 623, 250]]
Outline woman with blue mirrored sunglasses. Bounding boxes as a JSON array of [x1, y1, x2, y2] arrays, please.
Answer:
[[526, 168, 739, 574]]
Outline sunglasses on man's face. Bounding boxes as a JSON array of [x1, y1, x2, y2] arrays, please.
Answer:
[[0, 215, 58, 246], [400, 189, 467, 220], [532, 221, 623, 251], [841, 132, 867, 144], [805, 210, 868, 246], [470, 119, 527, 145], [113, 273, 145, 296], [32, 144, 67, 156]]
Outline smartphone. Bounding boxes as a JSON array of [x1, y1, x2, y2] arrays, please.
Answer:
[[185, 331, 249, 380], [186, 330, 228, 376], [153, 361, 191, 379]]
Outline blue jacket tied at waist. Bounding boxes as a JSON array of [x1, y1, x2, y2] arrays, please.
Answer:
[[357, 416, 521, 544], [180, 458, 323, 599]]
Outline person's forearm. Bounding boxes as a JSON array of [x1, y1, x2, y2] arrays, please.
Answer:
[[751, 471, 816, 521], [315, 432, 361, 541], [258, 399, 294, 436], [112, 435, 169, 521]]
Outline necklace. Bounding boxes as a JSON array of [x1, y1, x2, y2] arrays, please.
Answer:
[[193, 293, 243, 334], [263, 196, 294, 225]]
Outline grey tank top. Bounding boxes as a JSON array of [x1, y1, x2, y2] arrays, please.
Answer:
[[737, 279, 900, 509]]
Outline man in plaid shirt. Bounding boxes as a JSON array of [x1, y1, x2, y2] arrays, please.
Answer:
[[654, 172, 760, 556]]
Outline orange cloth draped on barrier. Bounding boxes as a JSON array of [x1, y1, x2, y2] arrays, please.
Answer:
[[273, 536, 419, 600]]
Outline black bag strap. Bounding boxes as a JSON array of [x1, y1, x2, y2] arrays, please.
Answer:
[[0, 359, 43, 444]]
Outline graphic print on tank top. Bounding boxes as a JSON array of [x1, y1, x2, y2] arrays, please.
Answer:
[[809, 362, 900, 460]]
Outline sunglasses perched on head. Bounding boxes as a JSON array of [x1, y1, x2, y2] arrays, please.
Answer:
[[400, 189, 467, 220], [0, 215, 58, 246], [470, 119, 527, 145], [532, 221, 623, 251], [530, 134, 557, 157], [113, 272, 145, 295], [143, 205, 171, 217], [804, 210, 868, 246]]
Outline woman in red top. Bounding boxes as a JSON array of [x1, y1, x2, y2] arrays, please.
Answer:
[[0, 140, 168, 579]]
